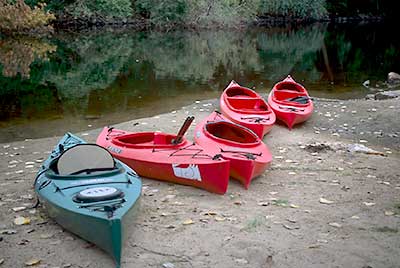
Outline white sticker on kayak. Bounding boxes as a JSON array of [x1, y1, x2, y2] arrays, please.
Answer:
[[172, 164, 202, 181]]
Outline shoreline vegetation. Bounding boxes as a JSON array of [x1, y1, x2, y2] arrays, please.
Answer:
[[0, 0, 396, 34]]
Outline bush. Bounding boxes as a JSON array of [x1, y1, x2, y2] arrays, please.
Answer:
[[65, 0, 133, 20], [259, 0, 328, 20], [135, 0, 187, 27], [135, 0, 260, 28], [186, 0, 260, 27], [0, 0, 55, 34]]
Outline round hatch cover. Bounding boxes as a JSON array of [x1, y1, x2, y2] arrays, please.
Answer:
[[74, 186, 123, 203]]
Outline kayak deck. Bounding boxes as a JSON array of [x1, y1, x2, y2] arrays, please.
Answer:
[[194, 112, 272, 188], [97, 127, 231, 194], [268, 75, 313, 129], [220, 81, 275, 137]]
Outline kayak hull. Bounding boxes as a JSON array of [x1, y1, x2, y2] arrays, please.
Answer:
[[96, 127, 230, 195], [194, 112, 272, 188], [268, 75, 314, 129], [35, 133, 142, 268], [220, 80, 275, 138]]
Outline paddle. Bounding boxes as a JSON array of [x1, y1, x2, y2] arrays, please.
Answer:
[[172, 116, 194, 144]]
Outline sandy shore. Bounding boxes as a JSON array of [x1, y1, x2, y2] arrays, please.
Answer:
[[1, 96, 399, 268]]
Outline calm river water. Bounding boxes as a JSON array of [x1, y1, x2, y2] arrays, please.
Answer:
[[0, 23, 399, 142]]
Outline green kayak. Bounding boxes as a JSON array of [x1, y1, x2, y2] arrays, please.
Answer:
[[34, 133, 141, 268]]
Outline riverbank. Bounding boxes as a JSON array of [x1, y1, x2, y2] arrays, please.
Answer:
[[0, 96, 399, 267]]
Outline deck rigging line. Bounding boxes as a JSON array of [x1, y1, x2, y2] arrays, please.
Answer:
[[219, 148, 262, 160], [278, 105, 305, 112], [240, 116, 270, 123], [152, 143, 215, 159], [106, 128, 126, 140], [79, 199, 126, 218]]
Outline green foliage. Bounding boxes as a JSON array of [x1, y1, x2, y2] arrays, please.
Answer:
[[186, 0, 260, 27], [0, 0, 55, 34], [66, 0, 133, 20], [135, 0, 187, 27], [134, 0, 260, 27], [259, 0, 328, 19]]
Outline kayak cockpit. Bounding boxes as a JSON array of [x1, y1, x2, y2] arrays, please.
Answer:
[[226, 97, 270, 113], [112, 132, 186, 149], [272, 81, 310, 107], [224, 85, 271, 114], [204, 121, 260, 145], [225, 86, 258, 98], [274, 80, 306, 92]]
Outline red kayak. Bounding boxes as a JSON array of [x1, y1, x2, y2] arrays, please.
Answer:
[[96, 127, 230, 194], [194, 112, 272, 189], [220, 80, 275, 138], [268, 75, 314, 129]]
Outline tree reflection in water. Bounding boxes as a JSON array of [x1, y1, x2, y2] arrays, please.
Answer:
[[0, 24, 399, 141]]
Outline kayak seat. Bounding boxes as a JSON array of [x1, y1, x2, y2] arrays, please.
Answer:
[[273, 90, 307, 101], [206, 122, 258, 144], [118, 132, 175, 146], [272, 90, 310, 107], [153, 133, 175, 145], [56, 144, 115, 176], [227, 97, 269, 112]]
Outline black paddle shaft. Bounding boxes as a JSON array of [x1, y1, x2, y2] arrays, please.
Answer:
[[173, 116, 194, 144]]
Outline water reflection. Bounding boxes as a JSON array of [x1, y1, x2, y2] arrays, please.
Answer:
[[0, 23, 399, 142], [257, 24, 326, 81], [0, 38, 56, 78]]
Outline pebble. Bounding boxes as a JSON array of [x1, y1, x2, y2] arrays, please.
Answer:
[[12, 207, 26, 212], [234, 258, 248, 265], [162, 263, 175, 268], [328, 222, 342, 228], [320, 198, 334, 204]]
